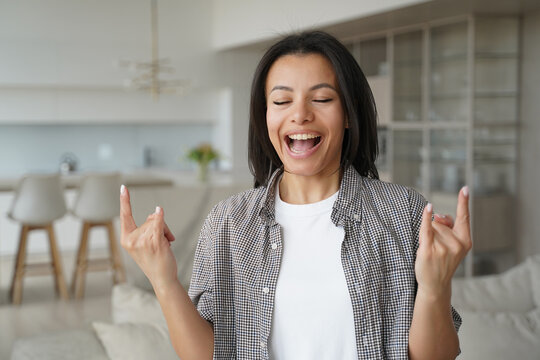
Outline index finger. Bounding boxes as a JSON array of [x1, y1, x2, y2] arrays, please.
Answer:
[[120, 184, 137, 234], [454, 186, 470, 238]]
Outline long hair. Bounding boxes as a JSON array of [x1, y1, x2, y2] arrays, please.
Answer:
[[248, 31, 379, 187]]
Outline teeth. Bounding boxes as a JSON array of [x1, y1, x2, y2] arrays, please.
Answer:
[[288, 133, 319, 140]]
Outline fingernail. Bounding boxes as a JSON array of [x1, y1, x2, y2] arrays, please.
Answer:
[[155, 206, 161, 214], [427, 203, 433, 213], [462, 186, 469, 197], [120, 184, 126, 194]]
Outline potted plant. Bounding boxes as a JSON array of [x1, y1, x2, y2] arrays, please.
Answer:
[[187, 143, 219, 182]]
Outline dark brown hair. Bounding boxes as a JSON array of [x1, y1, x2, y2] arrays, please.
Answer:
[[248, 31, 379, 187]]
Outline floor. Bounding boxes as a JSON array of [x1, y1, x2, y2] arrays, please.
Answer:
[[0, 249, 115, 359]]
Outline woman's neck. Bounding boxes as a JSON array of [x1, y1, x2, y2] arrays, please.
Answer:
[[278, 169, 341, 205]]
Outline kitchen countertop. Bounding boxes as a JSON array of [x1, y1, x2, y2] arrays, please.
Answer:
[[0, 172, 174, 192]]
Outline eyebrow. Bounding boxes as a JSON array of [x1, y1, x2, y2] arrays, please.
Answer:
[[269, 82, 337, 93]]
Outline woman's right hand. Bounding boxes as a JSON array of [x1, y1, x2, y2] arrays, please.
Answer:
[[120, 185, 178, 291]]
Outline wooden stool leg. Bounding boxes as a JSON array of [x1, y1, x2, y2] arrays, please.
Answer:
[[9, 225, 29, 305], [106, 221, 126, 284], [71, 222, 88, 295], [46, 224, 69, 301], [72, 222, 90, 299]]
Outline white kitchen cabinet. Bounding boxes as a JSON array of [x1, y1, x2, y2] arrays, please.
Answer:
[[345, 15, 520, 276]]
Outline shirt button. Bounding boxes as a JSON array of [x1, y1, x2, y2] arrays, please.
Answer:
[[260, 340, 266, 348], [271, 243, 278, 250], [262, 287, 270, 294], [354, 214, 360, 221]]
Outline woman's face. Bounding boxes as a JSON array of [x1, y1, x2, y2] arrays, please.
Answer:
[[265, 53, 346, 179]]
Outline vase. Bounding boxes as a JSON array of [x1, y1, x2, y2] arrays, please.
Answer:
[[197, 162, 209, 182]]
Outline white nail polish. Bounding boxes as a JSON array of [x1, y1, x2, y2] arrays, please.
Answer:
[[120, 184, 126, 194], [462, 186, 469, 197], [427, 203, 433, 213], [155, 206, 161, 214]]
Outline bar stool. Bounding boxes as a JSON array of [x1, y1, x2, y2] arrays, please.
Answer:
[[71, 173, 126, 299], [8, 174, 69, 305]]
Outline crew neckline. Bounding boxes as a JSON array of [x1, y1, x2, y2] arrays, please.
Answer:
[[275, 179, 339, 217]]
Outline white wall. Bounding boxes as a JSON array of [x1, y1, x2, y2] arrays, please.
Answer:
[[518, 9, 540, 260], [211, 0, 430, 49], [0, 88, 221, 123], [0, 0, 262, 178], [0, 0, 220, 122], [0, 0, 211, 86]]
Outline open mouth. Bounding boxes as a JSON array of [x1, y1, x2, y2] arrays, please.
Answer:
[[286, 133, 322, 154]]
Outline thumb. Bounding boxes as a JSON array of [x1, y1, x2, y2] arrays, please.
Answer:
[[419, 203, 434, 249]]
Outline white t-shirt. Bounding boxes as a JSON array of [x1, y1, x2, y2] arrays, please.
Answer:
[[268, 183, 358, 359]]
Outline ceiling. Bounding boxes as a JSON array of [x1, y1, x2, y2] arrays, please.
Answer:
[[236, 0, 540, 51]]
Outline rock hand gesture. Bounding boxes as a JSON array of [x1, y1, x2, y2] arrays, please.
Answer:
[[409, 186, 472, 360]]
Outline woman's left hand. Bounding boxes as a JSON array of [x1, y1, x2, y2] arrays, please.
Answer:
[[415, 186, 473, 300]]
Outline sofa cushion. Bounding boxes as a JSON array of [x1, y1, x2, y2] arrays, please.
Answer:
[[457, 309, 540, 360], [11, 328, 108, 360], [92, 322, 178, 360], [112, 284, 166, 327], [527, 254, 540, 307], [452, 258, 535, 312]]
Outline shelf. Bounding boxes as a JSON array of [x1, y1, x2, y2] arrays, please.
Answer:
[[430, 159, 466, 164], [394, 60, 422, 67], [474, 121, 517, 126], [475, 52, 518, 59], [474, 141, 516, 146], [394, 157, 422, 162], [430, 53, 467, 64], [394, 94, 422, 100], [474, 91, 517, 98], [430, 93, 467, 100], [473, 158, 516, 164]]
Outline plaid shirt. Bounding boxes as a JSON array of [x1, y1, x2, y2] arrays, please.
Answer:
[[189, 166, 462, 359]]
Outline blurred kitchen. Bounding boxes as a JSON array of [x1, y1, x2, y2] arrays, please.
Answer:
[[1, 0, 540, 359]]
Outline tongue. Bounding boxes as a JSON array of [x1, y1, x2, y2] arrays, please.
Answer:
[[290, 138, 316, 152]]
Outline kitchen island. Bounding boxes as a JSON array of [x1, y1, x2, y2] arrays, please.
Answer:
[[0, 171, 174, 192]]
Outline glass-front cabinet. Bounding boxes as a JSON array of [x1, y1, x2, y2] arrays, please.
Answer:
[[472, 17, 519, 264], [393, 30, 423, 123], [345, 15, 520, 277], [430, 21, 469, 123]]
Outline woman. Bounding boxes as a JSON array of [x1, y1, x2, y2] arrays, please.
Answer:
[[120, 31, 471, 359]]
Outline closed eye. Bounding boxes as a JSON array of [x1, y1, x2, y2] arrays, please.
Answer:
[[313, 99, 332, 103], [273, 100, 291, 105]]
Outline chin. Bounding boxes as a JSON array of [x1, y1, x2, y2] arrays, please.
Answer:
[[282, 161, 333, 178]]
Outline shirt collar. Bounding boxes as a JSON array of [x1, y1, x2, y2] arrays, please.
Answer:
[[258, 165, 364, 226], [331, 165, 364, 227], [258, 167, 283, 224]]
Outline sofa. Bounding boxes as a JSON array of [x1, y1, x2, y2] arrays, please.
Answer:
[[12, 253, 540, 360], [451, 254, 540, 360], [9, 185, 540, 359]]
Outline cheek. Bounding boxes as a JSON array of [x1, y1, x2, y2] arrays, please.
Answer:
[[266, 113, 281, 149]]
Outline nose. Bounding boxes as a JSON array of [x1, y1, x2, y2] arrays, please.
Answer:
[[291, 99, 314, 124]]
